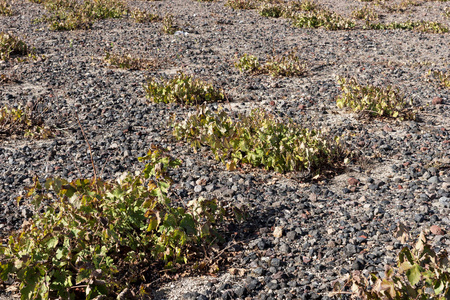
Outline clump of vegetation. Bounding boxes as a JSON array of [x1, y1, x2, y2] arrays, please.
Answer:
[[336, 77, 416, 120], [0, 32, 28, 61], [144, 72, 225, 105], [104, 51, 159, 70], [173, 106, 344, 173], [292, 8, 355, 30], [351, 5, 379, 21], [428, 70, 450, 89], [0, 105, 52, 139], [235, 51, 307, 77], [381, 0, 422, 13], [264, 51, 308, 76], [225, 0, 354, 30], [0, 73, 20, 83], [34, 0, 128, 31], [0, 148, 241, 299], [444, 7, 450, 18], [334, 232, 450, 299], [235, 53, 261, 73], [367, 20, 449, 33], [131, 8, 159, 23], [162, 13, 179, 34], [0, 0, 12, 15], [295, 0, 318, 12], [259, 3, 283, 18], [225, 0, 258, 9]]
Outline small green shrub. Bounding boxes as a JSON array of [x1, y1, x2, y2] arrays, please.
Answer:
[[296, 0, 318, 12], [34, 0, 128, 30], [0, 105, 52, 139], [0, 148, 239, 299], [264, 51, 308, 76], [444, 7, 450, 18], [0, 32, 28, 61], [334, 232, 450, 299], [225, 0, 257, 9], [367, 21, 449, 33], [235, 51, 307, 77], [173, 106, 344, 173], [276, 0, 318, 19], [259, 3, 283, 18], [351, 5, 379, 20], [336, 76, 416, 120], [292, 8, 355, 30], [429, 70, 450, 89], [162, 13, 178, 34], [0, 0, 12, 15], [104, 51, 158, 70], [144, 72, 225, 105], [131, 8, 159, 23], [235, 53, 261, 73]]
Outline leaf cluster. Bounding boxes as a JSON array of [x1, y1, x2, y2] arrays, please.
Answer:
[[0, 0, 12, 16], [131, 8, 159, 23], [144, 72, 225, 105], [0, 148, 238, 299], [0, 32, 28, 61], [292, 8, 356, 30], [162, 14, 178, 34], [104, 51, 159, 71], [351, 5, 379, 21], [367, 21, 449, 33], [225, 0, 354, 30], [225, 0, 259, 9], [334, 232, 450, 299], [235, 51, 307, 77], [336, 76, 416, 120], [259, 3, 283, 18], [33, 0, 128, 31], [428, 70, 450, 89], [173, 106, 344, 173], [0, 105, 52, 139]]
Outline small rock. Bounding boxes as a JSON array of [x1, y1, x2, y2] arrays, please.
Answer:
[[286, 231, 297, 241], [279, 243, 290, 253], [414, 214, 425, 223], [235, 287, 247, 297], [430, 225, 445, 235], [428, 176, 440, 184], [347, 177, 359, 186], [345, 244, 357, 256], [432, 97, 443, 105], [438, 197, 450, 208], [205, 184, 215, 192], [273, 226, 283, 238], [252, 267, 264, 276], [352, 259, 365, 270], [271, 258, 281, 267]]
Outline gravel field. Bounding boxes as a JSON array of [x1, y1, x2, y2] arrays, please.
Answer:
[[0, 0, 449, 299]]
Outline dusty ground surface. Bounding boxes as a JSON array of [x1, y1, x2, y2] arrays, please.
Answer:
[[0, 0, 449, 299]]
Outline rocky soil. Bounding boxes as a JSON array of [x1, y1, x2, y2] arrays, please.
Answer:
[[0, 0, 449, 299]]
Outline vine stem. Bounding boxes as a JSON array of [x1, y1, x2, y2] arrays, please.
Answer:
[[75, 112, 98, 184]]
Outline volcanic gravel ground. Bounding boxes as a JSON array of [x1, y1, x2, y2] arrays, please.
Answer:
[[0, 0, 449, 299]]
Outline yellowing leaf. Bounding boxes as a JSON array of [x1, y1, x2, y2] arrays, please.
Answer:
[[406, 264, 422, 286], [46, 237, 59, 249]]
